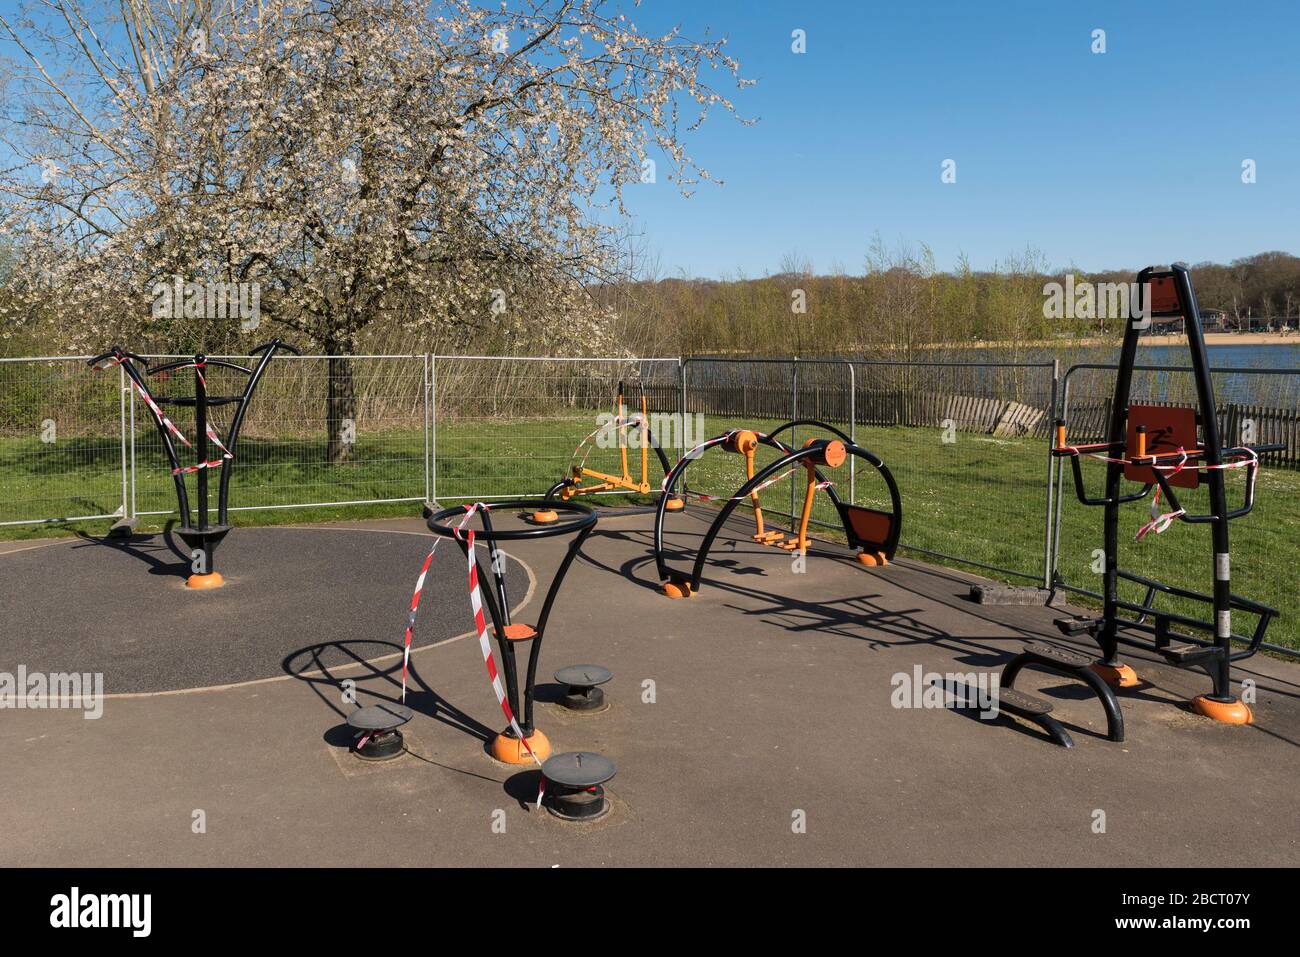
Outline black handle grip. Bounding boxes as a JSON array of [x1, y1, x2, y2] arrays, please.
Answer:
[[88, 347, 149, 368], [250, 338, 301, 356]]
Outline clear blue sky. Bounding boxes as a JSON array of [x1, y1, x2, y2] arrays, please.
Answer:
[[618, 0, 1300, 278]]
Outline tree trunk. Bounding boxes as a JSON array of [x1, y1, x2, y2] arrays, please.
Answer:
[[327, 352, 357, 465]]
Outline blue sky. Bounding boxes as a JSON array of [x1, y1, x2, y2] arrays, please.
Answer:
[[617, 0, 1300, 278]]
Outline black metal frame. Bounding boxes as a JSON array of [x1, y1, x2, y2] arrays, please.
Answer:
[[652, 418, 902, 594], [1051, 264, 1283, 706], [88, 339, 299, 578], [426, 500, 597, 738]]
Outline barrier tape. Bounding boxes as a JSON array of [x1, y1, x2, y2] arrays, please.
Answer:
[[660, 429, 833, 502], [1060, 442, 1261, 540], [686, 467, 833, 502], [400, 506, 482, 701], [403, 504, 546, 808], [172, 458, 227, 476], [1135, 451, 1188, 541], [176, 361, 235, 461], [97, 356, 192, 450]]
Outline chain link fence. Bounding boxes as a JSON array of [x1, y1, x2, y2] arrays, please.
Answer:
[[0, 357, 127, 526], [432, 356, 682, 502]]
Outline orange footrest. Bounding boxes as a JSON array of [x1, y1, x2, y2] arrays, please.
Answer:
[[501, 623, 538, 641]]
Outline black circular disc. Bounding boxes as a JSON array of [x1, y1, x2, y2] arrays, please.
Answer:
[[347, 702, 414, 731], [554, 664, 612, 688], [542, 751, 616, 788]]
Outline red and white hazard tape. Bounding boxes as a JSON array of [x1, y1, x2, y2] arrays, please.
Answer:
[[177, 361, 235, 461], [400, 506, 482, 701], [1061, 443, 1260, 540], [98, 356, 192, 450], [684, 467, 833, 502], [660, 429, 833, 502], [403, 504, 546, 807], [1135, 451, 1188, 541]]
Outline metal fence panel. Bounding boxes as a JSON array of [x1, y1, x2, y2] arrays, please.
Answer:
[[681, 357, 1056, 583], [130, 355, 428, 518], [0, 356, 127, 526], [850, 360, 1056, 582]]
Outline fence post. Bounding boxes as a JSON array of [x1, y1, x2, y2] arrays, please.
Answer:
[[790, 357, 799, 520], [424, 354, 432, 506], [429, 354, 438, 505], [848, 360, 856, 505], [1042, 358, 1059, 589], [116, 363, 129, 521], [679, 356, 688, 449], [128, 368, 138, 520]]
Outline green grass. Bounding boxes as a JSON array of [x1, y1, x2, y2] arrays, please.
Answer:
[[3, 414, 1297, 649]]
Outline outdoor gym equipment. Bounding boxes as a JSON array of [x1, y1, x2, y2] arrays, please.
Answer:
[[938, 643, 1124, 748], [346, 701, 414, 761], [653, 419, 902, 598], [425, 500, 597, 764], [88, 339, 300, 588], [554, 663, 612, 712], [541, 751, 617, 821], [533, 381, 684, 523], [1052, 263, 1284, 724]]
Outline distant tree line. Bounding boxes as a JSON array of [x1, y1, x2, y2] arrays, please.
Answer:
[[596, 247, 1300, 360]]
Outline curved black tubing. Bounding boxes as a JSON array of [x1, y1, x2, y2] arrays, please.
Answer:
[[652, 422, 902, 594], [427, 500, 597, 734], [1002, 656, 1125, 743]]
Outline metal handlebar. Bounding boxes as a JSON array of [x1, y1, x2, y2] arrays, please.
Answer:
[[250, 338, 301, 356], [87, 347, 148, 368]]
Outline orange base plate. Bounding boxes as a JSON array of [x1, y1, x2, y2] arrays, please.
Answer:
[[186, 572, 225, 590], [1191, 695, 1253, 725], [490, 729, 552, 764]]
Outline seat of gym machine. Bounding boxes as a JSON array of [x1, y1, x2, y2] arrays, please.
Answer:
[[500, 623, 538, 641]]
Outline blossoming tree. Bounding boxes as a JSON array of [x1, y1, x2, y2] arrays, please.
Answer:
[[0, 0, 748, 459]]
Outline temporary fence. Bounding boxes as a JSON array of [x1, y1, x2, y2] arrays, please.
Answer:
[[2, 350, 1297, 651]]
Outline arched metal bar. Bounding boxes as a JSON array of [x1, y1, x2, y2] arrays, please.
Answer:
[[216, 340, 297, 524], [652, 430, 738, 582], [653, 439, 901, 594], [687, 443, 829, 590], [430, 500, 597, 735], [1002, 656, 1125, 744]]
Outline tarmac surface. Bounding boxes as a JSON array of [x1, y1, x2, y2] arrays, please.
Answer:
[[1, 507, 1297, 866], [0, 525, 530, 693]]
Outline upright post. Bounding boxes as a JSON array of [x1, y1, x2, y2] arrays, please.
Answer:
[[194, 357, 210, 532], [1042, 358, 1059, 588], [790, 357, 799, 521]]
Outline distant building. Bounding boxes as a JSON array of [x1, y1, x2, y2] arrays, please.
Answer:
[[1200, 309, 1229, 331], [1144, 308, 1228, 335]]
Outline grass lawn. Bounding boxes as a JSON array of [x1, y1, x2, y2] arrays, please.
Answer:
[[3, 412, 1297, 650]]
